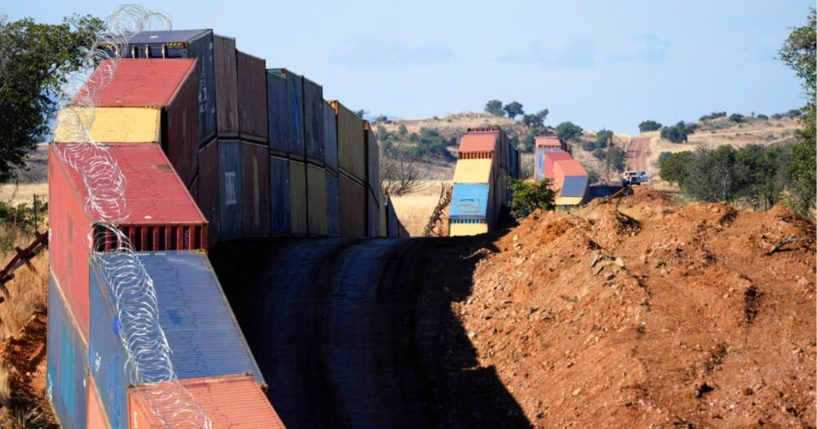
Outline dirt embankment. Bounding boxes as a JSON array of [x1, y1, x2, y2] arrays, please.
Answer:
[[458, 186, 816, 427]]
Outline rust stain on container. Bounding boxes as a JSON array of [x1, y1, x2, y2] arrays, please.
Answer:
[[242, 141, 271, 235], [214, 35, 239, 137]]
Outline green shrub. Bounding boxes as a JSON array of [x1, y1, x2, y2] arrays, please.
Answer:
[[509, 177, 556, 218]]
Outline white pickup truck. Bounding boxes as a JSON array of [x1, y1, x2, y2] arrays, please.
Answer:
[[621, 170, 648, 185]]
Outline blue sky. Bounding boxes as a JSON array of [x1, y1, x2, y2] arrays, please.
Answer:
[[5, 0, 812, 133]]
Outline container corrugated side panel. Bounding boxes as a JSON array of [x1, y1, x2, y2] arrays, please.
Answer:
[[219, 140, 244, 239], [197, 140, 221, 247], [339, 171, 366, 237], [237, 51, 268, 143], [379, 193, 387, 237], [307, 163, 328, 235], [449, 183, 490, 219], [365, 126, 379, 195], [449, 223, 488, 237], [54, 107, 160, 143], [129, 375, 285, 428], [289, 159, 307, 234], [241, 142, 271, 236], [48, 146, 92, 338], [287, 71, 305, 158], [326, 172, 340, 236], [534, 148, 545, 181], [303, 77, 325, 164], [560, 175, 589, 197], [214, 35, 239, 137], [323, 100, 338, 171], [544, 150, 572, 181], [164, 62, 199, 187], [48, 274, 88, 429], [367, 189, 379, 237], [267, 70, 290, 155], [335, 101, 366, 182], [453, 159, 493, 184], [88, 376, 111, 429], [270, 155, 291, 235], [90, 252, 267, 429]]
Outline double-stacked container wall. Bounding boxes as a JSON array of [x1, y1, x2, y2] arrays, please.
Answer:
[[333, 101, 367, 236], [237, 51, 270, 236], [304, 77, 327, 235], [218, 140, 244, 238], [364, 123, 381, 236], [214, 35, 239, 138], [324, 101, 341, 235]]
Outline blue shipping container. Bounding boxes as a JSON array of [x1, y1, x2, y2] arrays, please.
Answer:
[[303, 77, 325, 163], [323, 100, 338, 172], [534, 148, 545, 181], [123, 30, 217, 144], [267, 69, 291, 155], [450, 183, 490, 220], [89, 251, 266, 429], [270, 155, 291, 234], [326, 172, 340, 236], [219, 140, 244, 238], [561, 175, 589, 197], [286, 70, 305, 157], [47, 274, 88, 429]]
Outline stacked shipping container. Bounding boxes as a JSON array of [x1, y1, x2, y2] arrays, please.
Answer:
[[532, 134, 589, 206]]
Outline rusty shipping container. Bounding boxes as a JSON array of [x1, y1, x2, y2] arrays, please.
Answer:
[[332, 100, 366, 182], [365, 123, 380, 197], [289, 159, 308, 234], [323, 100, 338, 172], [326, 171, 340, 236], [237, 51, 268, 143], [197, 140, 221, 247], [241, 141, 271, 236], [82, 58, 199, 187], [47, 274, 88, 429], [339, 171, 366, 237], [49, 144, 207, 338], [270, 155, 291, 235], [129, 375, 285, 428], [219, 140, 244, 239], [303, 77, 325, 164], [89, 251, 265, 429], [307, 163, 328, 235], [116, 30, 217, 144], [214, 35, 239, 137], [87, 376, 110, 429]]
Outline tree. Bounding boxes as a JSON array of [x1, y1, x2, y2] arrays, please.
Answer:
[[607, 146, 626, 172], [780, 7, 816, 217], [595, 129, 613, 149], [380, 151, 423, 196], [660, 121, 695, 143], [659, 151, 693, 184], [638, 120, 662, 132], [398, 124, 408, 136], [0, 14, 104, 182], [555, 121, 583, 141], [729, 113, 746, 123], [355, 109, 368, 118], [484, 99, 504, 116], [508, 177, 555, 218], [503, 101, 524, 119], [522, 109, 549, 127]]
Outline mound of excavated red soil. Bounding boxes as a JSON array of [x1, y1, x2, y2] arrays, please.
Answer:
[[458, 186, 816, 427]]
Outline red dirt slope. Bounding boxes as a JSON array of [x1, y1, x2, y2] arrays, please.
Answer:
[[458, 187, 816, 427]]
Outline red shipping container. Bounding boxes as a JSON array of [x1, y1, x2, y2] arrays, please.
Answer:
[[535, 135, 562, 149], [128, 375, 286, 428], [87, 376, 111, 429], [80, 59, 199, 187], [543, 150, 572, 180], [49, 144, 207, 338]]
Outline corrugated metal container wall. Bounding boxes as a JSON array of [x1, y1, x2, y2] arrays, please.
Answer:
[[303, 77, 325, 164], [89, 252, 266, 429], [241, 142, 271, 236], [129, 375, 285, 428], [286, 70, 305, 158], [188, 174, 199, 203], [120, 30, 217, 144], [219, 140, 244, 239], [269, 155, 291, 235], [323, 100, 338, 172], [267, 69, 290, 155], [197, 140, 220, 247], [214, 35, 239, 137], [339, 172, 366, 237], [534, 148, 545, 181], [365, 124, 379, 194], [544, 150, 573, 181], [334, 101, 366, 182], [367, 190, 379, 237], [379, 192, 387, 237], [47, 275, 88, 429], [54, 107, 161, 143], [453, 159, 493, 183], [164, 64, 200, 188], [237, 51, 268, 143], [307, 163, 328, 235], [326, 172, 341, 236], [88, 376, 111, 429], [450, 183, 491, 221], [48, 146, 92, 337], [289, 159, 308, 234]]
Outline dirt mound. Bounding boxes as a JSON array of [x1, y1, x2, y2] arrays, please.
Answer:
[[458, 187, 816, 427]]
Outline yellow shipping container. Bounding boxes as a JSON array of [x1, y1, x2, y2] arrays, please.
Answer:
[[54, 107, 160, 143], [290, 160, 308, 234], [555, 196, 584, 206], [453, 159, 493, 184], [331, 100, 366, 182], [307, 163, 328, 236], [449, 222, 488, 237]]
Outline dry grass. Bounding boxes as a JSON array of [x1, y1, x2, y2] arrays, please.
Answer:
[[0, 232, 48, 340], [0, 183, 48, 206], [390, 181, 449, 236]]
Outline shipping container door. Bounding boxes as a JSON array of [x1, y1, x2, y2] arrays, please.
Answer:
[[219, 140, 244, 238], [287, 71, 305, 158], [214, 35, 239, 137], [267, 70, 290, 155], [307, 163, 328, 235], [242, 142, 271, 236], [165, 64, 200, 188], [237, 51, 268, 143], [323, 100, 338, 171], [270, 155, 291, 235], [339, 172, 366, 237], [326, 172, 340, 236], [289, 159, 307, 234], [197, 140, 221, 247], [303, 78, 325, 164]]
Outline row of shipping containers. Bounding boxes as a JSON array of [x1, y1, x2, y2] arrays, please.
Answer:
[[448, 127, 520, 236], [533, 135, 588, 206]]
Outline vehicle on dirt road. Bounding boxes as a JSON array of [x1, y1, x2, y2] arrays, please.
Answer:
[[621, 170, 648, 185]]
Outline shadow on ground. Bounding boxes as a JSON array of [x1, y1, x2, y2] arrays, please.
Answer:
[[210, 234, 530, 429]]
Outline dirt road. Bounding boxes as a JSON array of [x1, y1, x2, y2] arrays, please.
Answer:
[[626, 136, 651, 171], [211, 237, 529, 429]]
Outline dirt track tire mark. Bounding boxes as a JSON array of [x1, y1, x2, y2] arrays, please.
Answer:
[[626, 136, 651, 172]]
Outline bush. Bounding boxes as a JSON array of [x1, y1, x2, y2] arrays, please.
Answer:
[[638, 120, 662, 132], [608, 146, 626, 172], [660, 121, 696, 143], [503, 101, 524, 119], [508, 177, 556, 218], [581, 140, 596, 152], [485, 100, 504, 116], [700, 111, 727, 121], [0, 200, 47, 235], [556, 121, 583, 141], [729, 113, 746, 123], [757, 114, 769, 120], [406, 127, 454, 160], [659, 151, 693, 184], [592, 147, 606, 160], [595, 129, 613, 148]]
